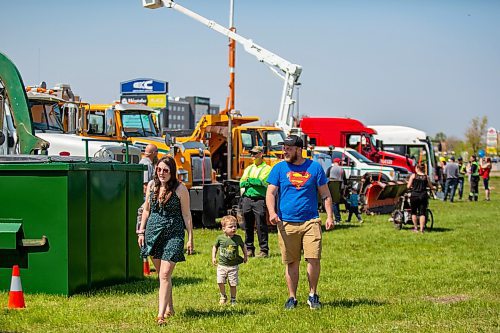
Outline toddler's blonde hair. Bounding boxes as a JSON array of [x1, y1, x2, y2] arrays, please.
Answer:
[[220, 215, 237, 228]]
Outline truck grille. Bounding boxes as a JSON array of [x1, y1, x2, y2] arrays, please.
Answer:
[[115, 153, 140, 164], [191, 155, 212, 184]]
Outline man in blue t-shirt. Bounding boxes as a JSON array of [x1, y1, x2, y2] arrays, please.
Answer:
[[266, 135, 334, 310]]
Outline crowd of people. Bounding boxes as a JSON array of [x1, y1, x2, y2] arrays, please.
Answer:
[[135, 139, 494, 324], [438, 155, 492, 202]]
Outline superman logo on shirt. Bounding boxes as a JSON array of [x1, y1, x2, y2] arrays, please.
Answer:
[[287, 171, 311, 189]]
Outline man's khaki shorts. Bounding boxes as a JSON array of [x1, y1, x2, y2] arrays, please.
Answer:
[[277, 218, 322, 264], [217, 264, 239, 286]]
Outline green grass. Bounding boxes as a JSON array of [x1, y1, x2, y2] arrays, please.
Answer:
[[1, 179, 499, 332]]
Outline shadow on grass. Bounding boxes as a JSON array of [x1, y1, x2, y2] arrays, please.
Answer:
[[325, 224, 361, 231], [324, 298, 386, 308], [183, 307, 254, 318], [428, 227, 453, 233], [238, 296, 275, 305], [84, 276, 204, 296]]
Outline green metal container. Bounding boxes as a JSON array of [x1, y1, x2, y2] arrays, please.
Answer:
[[0, 156, 144, 295]]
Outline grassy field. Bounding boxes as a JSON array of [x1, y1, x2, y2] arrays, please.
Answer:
[[1, 178, 499, 332]]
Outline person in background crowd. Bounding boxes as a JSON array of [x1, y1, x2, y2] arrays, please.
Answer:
[[407, 162, 435, 233], [239, 146, 272, 258], [457, 157, 466, 200], [468, 155, 480, 202], [480, 157, 492, 201], [438, 156, 447, 192], [345, 186, 363, 223], [266, 135, 334, 310], [140, 144, 159, 195], [328, 157, 346, 224], [443, 156, 459, 202], [137, 156, 193, 325], [212, 215, 248, 306]]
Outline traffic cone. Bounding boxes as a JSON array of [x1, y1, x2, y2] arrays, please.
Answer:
[[143, 258, 151, 276], [8, 265, 25, 309]]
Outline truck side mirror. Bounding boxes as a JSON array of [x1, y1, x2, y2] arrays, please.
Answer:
[[309, 137, 317, 146], [376, 139, 383, 150], [350, 161, 355, 167], [164, 133, 172, 147], [104, 109, 115, 136]]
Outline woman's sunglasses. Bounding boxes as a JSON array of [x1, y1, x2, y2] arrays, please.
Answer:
[[157, 168, 170, 174]]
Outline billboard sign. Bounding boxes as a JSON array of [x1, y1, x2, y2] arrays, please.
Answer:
[[120, 95, 148, 105], [486, 127, 497, 155], [120, 78, 168, 95]]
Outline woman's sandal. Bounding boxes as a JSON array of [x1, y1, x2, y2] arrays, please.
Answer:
[[157, 316, 166, 325], [165, 311, 175, 318]]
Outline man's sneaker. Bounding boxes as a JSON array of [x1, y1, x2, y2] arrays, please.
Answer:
[[230, 298, 237, 306], [257, 251, 269, 258], [219, 294, 227, 305], [307, 294, 321, 309], [284, 297, 298, 309]]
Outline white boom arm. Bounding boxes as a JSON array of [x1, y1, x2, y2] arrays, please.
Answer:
[[145, 0, 302, 134]]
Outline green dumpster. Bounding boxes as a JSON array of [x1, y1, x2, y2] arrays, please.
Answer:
[[0, 156, 144, 295]]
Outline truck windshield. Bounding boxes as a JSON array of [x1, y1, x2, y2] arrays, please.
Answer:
[[30, 101, 64, 132], [348, 150, 374, 164], [121, 111, 158, 137], [265, 130, 286, 151]]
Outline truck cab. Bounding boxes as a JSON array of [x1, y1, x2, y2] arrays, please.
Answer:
[[370, 125, 437, 182]]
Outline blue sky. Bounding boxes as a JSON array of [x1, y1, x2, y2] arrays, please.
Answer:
[[2, 0, 499, 138]]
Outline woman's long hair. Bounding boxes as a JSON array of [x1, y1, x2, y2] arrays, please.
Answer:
[[415, 162, 427, 175], [153, 155, 179, 205]]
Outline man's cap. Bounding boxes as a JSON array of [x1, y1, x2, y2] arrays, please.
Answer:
[[333, 158, 341, 163], [449, 156, 455, 161], [458, 156, 463, 161], [278, 135, 304, 148], [250, 146, 263, 153]]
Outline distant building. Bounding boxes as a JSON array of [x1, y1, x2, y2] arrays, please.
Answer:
[[167, 97, 190, 130], [166, 96, 219, 130]]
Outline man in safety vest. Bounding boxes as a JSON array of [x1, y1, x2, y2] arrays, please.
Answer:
[[240, 146, 272, 258], [457, 156, 466, 200], [468, 155, 480, 201]]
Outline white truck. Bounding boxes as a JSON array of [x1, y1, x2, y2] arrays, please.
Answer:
[[313, 147, 406, 182], [370, 125, 437, 182]]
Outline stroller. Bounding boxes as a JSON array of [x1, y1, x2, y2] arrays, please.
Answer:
[[391, 191, 434, 231]]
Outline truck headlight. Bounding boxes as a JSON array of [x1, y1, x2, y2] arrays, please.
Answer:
[[95, 148, 114, 160], [177, 169, 189, 182], [389, 170, 395, 179]]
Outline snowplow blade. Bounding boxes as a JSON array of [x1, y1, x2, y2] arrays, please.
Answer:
[[363, 181, 407, 214]]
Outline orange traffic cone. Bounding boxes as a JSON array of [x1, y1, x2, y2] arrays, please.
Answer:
[[8, 265, 25, 309], [143, 258, 151, 276]]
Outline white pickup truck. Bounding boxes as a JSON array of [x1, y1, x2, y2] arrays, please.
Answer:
[[313, 147, 409, 181]]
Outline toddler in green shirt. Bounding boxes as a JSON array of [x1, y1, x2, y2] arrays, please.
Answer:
[[212, 215, 248, 305]]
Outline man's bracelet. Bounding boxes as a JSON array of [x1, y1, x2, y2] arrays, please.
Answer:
[[137, 232, 145, 236]]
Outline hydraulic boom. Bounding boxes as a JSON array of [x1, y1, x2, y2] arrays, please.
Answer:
[[142, 0, 303, 134]]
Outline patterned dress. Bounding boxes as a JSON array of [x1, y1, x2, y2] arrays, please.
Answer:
[[142, 186, 186, 262]]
